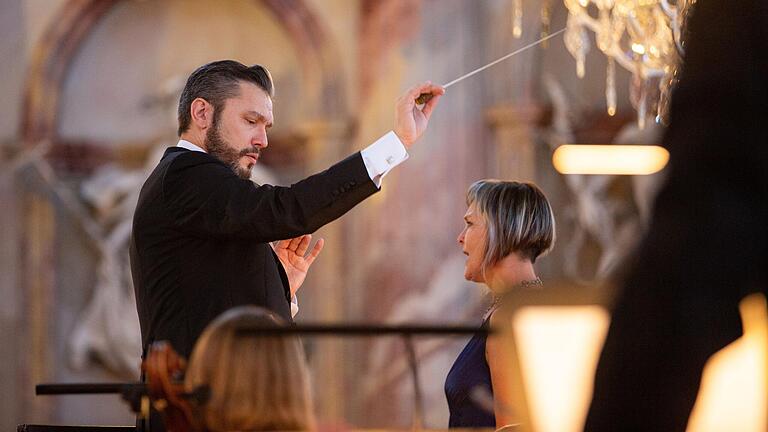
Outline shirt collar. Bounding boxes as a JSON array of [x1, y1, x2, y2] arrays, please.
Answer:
[[176, 139, 206, 153]]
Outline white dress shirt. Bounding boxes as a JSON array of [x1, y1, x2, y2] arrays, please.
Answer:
[[176, 132, 408, 317]]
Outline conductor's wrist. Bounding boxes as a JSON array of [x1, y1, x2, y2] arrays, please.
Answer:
[[393, 130, 414, 148]]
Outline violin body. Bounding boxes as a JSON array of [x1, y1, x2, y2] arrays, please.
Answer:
[[143, 341, 203, 432]]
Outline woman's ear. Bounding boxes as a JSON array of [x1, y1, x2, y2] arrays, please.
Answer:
[[190, 98, 213, 131]]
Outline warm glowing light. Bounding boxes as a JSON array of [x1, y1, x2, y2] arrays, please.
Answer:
[[686, 293, 767, 432], [552, 144, 669, 175], [631, 43, 646, 55], [513, 306, 611, 432], [507, 295, 766, 432]]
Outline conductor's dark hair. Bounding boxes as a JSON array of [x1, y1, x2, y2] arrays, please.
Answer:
[[177, 60, 274, 136]]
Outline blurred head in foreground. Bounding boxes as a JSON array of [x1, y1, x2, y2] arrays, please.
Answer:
[[185, 306, 315, 431]]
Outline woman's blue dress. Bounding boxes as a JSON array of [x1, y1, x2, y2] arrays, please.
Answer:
[[444, 315, 495, 427]]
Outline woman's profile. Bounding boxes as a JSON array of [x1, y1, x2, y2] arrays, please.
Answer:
[[445, 179, 555, 429]]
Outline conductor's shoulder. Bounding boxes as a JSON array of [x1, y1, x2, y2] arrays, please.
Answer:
[[163, 148, 227, 171]]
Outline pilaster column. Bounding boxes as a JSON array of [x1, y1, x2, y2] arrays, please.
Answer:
[[295, 119, 352, 423], [20, 188, 56, 423], [485, 104, 543, 182], [0, 168, 22, 429]]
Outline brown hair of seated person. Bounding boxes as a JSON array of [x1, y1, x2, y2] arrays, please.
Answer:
[[184, 306, 315, 431]]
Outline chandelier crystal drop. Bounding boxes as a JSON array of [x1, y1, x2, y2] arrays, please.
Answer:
[[567, 0, 696, 126]]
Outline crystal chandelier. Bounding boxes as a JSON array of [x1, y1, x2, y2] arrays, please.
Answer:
[[513, 0, 696, 128]]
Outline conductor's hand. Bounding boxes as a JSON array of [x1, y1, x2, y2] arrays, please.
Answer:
[[394, 82, 445, 148], [273, 235, 324, 297]]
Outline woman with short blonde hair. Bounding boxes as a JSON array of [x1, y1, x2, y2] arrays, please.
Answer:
[[465, 179, 555, 279], [446, 179, 555, 429], [184, 306, 315, 431]]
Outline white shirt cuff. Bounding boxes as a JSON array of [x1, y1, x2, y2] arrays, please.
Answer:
[[360, 131, 409, 187], [290, 295, 299, 318]]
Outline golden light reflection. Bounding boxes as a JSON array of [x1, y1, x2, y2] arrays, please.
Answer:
[[509, 294, 767, 432], [552, 144, 669, 175], [686, 293, 768, 432], [513, 306, 611, 432]]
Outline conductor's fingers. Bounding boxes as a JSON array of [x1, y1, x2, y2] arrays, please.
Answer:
[[296, 234, 312, 256], [421, 91, 444, 120], [305, 238, 324, 266]]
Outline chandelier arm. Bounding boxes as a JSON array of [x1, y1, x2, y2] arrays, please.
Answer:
[[568, 6, 668, 78], [606, 44, 665, 78], [608, 45, 638, 72], [659, 0, 677, 18], [671, 14, 685, 54], [570, 11, 601, 34], [658, 0, 687, 56], [626, 15, 648, 44]]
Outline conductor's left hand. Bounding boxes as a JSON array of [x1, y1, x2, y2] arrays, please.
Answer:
[[273, 235, 324, 297]]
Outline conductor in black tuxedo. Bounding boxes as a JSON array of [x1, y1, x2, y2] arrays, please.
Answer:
[[130, 60, 445, 359]]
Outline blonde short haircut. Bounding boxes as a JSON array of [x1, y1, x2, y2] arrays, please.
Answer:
[[467, 180, 556, 272], [184, 306, 315, 431]]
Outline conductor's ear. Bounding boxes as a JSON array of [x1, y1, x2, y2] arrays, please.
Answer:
[[190, 98, 214, 130]]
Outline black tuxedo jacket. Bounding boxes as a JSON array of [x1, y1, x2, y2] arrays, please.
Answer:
[[130, 147, 377, 357]]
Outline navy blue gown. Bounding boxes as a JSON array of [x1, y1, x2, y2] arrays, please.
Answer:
[[444, 315, 495, 427]]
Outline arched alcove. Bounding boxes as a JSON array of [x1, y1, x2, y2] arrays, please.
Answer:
[[21, 0, 347, 145]]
